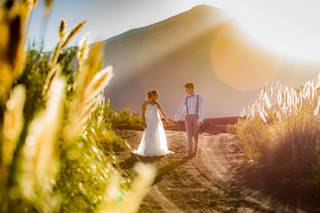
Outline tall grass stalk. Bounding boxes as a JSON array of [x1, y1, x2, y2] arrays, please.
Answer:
[[0, 1, 155, 213], [232, 74, 320, 186]]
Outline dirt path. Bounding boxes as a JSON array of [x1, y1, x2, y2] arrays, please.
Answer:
[[121, 131, 302, 212]]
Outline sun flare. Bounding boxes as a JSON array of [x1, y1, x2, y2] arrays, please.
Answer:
[[213, 0, 320, 63]]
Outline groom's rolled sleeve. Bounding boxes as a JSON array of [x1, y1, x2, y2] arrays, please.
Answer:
[[174, 101, 185, 121], [199, 96, 205, 123]]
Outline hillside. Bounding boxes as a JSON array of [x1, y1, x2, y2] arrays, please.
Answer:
[[103, 5, 318, 117]]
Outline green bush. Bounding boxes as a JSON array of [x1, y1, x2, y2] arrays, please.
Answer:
[[102, 102, 144, 131]]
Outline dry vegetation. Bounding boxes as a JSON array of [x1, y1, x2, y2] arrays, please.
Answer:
[[0, 1, 154, 213], [230, 76, 320, 192]]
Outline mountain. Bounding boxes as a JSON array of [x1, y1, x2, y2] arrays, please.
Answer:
[[102, 5, 318, 117]]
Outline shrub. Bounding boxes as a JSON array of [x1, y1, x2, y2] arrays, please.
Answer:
[[104, 105, 144, 131]]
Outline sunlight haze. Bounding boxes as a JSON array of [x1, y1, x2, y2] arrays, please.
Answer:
[[28, 0, 320, 63]]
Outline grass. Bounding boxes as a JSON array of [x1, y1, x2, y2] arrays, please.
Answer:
[[230, 77, 320, 191], [0, 1, 155, 213]]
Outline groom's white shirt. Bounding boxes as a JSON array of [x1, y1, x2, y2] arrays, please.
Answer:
[[174, 91, 205, 123]]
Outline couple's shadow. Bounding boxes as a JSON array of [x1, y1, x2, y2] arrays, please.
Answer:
[[121, 153, 192, 184]]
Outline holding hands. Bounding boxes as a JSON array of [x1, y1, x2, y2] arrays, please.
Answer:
[[164, 118, 176, 126]]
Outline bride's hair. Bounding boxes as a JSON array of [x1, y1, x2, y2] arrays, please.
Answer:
[[147, 89, 158, 100]]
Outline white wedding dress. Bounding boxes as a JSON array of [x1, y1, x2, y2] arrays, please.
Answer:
[[133, 103, 173, 157]]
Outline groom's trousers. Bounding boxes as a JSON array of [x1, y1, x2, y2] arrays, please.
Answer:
[[185, 114, 199, 155]]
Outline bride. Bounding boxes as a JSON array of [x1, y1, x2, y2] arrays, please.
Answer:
[[132, 89, 173, 157]]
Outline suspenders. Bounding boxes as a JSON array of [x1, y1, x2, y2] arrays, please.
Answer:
[[196, 95, 199, 114], [185, 95, 199, 114], [185, 96, 189, 114]]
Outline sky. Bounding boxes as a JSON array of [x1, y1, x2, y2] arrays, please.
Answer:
[[28, 0, 207, 49], [28, 0, 320, 63]]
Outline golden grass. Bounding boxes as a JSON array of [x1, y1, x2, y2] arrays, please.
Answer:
[[0, 3, 28, 102], [3, 85, 26, 166], [50, 19, 86, 66], [44, 0, 53, 15], [233, 74, 320, 184], [63, 43, 113, 142], [20, 76, 65, 211], [61, 20, 86, 49], [240, 77, 320, 123], [0, 2, 155, 212], [99, 163, 156, 213]]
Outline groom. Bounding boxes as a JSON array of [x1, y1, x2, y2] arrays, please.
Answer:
[[174, 83, 205, 156]]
